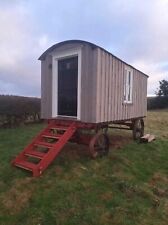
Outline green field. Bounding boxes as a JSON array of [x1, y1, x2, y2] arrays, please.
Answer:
[[0, 110, 168, 225]]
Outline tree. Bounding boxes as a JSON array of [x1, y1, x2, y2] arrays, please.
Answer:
[[156, 79, 168, 96]]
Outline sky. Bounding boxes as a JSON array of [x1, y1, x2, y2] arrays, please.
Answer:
[[0, 0, 168, 97]]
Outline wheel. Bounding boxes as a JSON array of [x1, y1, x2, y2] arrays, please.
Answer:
[[132, 118, 144, 140], [89, 132, 109, 158]]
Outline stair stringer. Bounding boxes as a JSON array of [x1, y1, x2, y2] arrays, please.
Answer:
[[12, 121, 78, 177], [35, 122, 77, 176], [12, 121, 55, 164]]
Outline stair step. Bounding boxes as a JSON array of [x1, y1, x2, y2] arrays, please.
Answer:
[[34, 141, 53, 148], [14, 160, 37, 172], [42, 134, 60, 139], [43, 133, 62, 138], [50, 126, 68, 131], [25, 150, 46, 159], [12, 122, 77, 177]]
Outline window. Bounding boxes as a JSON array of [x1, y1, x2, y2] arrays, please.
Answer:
[[124, 67, 133, 103]]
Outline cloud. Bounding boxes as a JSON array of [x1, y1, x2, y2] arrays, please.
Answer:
[[0, 2, 53, 96], [132, 59, 168, 95], [0, 0, 168, 96]]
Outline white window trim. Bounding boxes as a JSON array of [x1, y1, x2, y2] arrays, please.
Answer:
[[124, 66, 133, 104], [51, 48, 82, 120]]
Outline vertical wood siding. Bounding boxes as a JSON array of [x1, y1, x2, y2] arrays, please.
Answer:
[[41, 43, 98, 122], [80, 45, 97, 122], [95, 48, 147, 123], [41, 55, 52, 118], [41, 42, 148, 123]]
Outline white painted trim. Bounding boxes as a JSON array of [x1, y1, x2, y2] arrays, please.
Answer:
[[124, 66, 133, 104], [56, 115, 77, 119], [52, 57, 58, 117], [52, 48, 82, 120]]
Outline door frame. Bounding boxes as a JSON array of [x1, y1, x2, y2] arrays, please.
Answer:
[[52, 48, 82, 120]]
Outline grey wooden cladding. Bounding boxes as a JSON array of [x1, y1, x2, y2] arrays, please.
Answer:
[[94, 48, 147, 123], [41, 55, 52, 118], [80, 44, 96, 122], [39, 40, 148, 123]]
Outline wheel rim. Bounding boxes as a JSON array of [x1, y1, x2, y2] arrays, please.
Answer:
[[133, 119, 144, 140], [135, 120, 142, 139], [89, 132, 109, 158]]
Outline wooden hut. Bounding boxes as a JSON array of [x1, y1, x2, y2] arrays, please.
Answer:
[[39, 40, 148, 123], [12, 40, 148, 177]]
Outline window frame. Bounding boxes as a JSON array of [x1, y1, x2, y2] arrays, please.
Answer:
[[51, 48, 82, 120], [124, 66, 133, 104]]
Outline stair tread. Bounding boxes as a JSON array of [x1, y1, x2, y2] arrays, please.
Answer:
[[42, 134, 60, 139], [43, 133, 62, 138], [50, 126, 68, 130], [34, 141, 53, 148], [25, 150, 46, 159], [12, 122, 77, 177], [14, 160, 37, 171]]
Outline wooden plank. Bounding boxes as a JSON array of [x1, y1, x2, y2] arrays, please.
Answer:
[[80, 46, 86, 121], [81, 45, 93, 122], [108, 54, 112, 121], [84, 46, 90, 122], [86, 45, 94, 122], [91, 48, 98, 123], [41, 55, 53, 119], [118, 60, 122, 120], [121, 62, 125, 120], [111, 56, 116, 121], [134, 70, 138, 117], [25, 150, 46, 159], [122, 64, 126, 120], [104, 53, 110, 122], [100, 50, 106, 122], [96, 48, 102, 123], [140, 134, 156, 143], [115, 59, 119, 120]]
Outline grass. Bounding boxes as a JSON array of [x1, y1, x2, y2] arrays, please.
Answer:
[[0, 111, 168, 225]]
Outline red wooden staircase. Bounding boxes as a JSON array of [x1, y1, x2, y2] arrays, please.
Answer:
[[12, 121, 77, 177]]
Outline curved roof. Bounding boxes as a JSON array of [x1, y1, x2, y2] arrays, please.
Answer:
[[38, 39, 148, 77], [38, 40, 97, 60]]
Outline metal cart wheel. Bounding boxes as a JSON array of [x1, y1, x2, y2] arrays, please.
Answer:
[[89, 132, 109, 158], [132, 118, 144, 140]]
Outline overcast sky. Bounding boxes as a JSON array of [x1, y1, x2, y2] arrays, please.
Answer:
[[0, 0, 168, 97]]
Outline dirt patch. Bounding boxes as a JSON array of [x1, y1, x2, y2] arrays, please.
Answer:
[[163, 199, 168, 216], [149, 173, 168, 198], [1, 177, 34, 214], [150, 172, 168, 185], [55, 165, 63, 175], [153, 187, 168, 197], [109, 135, 132, 149], [112, 171, 134, 181], [60, 134, 132, 161], [60, 143, 90, 161], [0, 181, 6, 189], [109, 154, 132, 167], [72, 168, 83, 177], [2, 188, 32, 213], [100, 211, 113, 224], [100, 191, 113, 201]]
